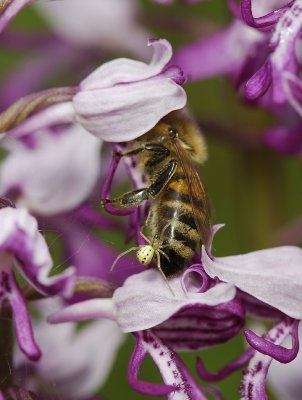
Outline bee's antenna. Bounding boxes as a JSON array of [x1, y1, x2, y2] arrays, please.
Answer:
[[110, 247, 139, 271], [156, 252, 175, 296]]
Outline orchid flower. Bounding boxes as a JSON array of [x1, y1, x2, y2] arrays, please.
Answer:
[[202, 243, 302, 321], [0, 206, 75, 360], [172, 0, 281, 85], [173, 19, 266, 84], [0, 0, 150, 110], [48, 268, 243, 397], [241, 1, 302, 109], [0, 39, 186, 143], [240, 318, 299, 400], [34, 0, 150, 59], [0, 124, 101, 215], [14, 298, 125, 400]]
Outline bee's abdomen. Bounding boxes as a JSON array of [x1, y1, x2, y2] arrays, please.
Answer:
[[153, 175, 200, 277]]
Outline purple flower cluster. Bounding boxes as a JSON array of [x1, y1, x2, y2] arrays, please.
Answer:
[[0, 0, 301, 399]]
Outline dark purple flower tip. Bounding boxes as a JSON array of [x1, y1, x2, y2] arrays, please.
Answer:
[[263, 126, 302, 155], [244, 61, 272, 100], [240, 319, 299, 399], [241, 0, 294, 30], [244, 320, 299, 363], [163, 65, 187, 85], [196, 348, 254, 382]]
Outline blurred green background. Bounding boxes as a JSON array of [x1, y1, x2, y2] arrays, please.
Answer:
[[1, 0, 301, 399]]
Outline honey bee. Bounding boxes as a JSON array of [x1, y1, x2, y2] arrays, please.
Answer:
[[101, 110, 211, 278]]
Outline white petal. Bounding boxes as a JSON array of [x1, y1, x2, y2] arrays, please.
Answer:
[[0, 125, 101, 215], [34, 0, 150, 58], [113, 269, 236, 332], [15, 299, 125, 399], [74, 77, 186, 141], [202, 245, 302, 319], [80, 39, 172, 90]]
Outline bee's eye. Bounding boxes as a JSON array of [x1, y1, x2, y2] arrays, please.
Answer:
[[168, 127, 178, 138]]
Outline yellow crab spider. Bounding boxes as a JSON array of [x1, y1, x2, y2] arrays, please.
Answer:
[[110, 232, 174, 295]]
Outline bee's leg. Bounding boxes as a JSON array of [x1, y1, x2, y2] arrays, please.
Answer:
[[101, 159, 177, 208], [114, 143, 170, 164]]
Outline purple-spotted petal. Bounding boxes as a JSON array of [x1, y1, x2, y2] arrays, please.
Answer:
[[0, 125, 101, 215], [6, 272, 41, 361], [73, 39, 186, 141], [0, 207, 75, 296], [130, 330, 209, 399], [269, 3, 302, 103], [113, 269, 236, 332], [244, 319, 299, 363], [240, 319, 298, 400], [202, 245, 302, 319], [0, 0, 34, 33], [128, 332, 174, 396]]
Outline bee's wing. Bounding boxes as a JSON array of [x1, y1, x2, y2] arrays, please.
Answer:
[[172, 138, 211, 246]]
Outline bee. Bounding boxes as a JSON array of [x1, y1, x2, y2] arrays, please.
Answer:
[[101, 110, 211, 278]]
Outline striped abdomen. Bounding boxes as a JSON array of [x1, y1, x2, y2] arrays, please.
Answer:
[[148, 173, 200, 277]]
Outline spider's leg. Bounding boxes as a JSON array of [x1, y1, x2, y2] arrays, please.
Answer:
[[156, 252, 175, 296], [110, 247, 139, 271], [158, 249, 170, 262], [139, 231, 150, 244]]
